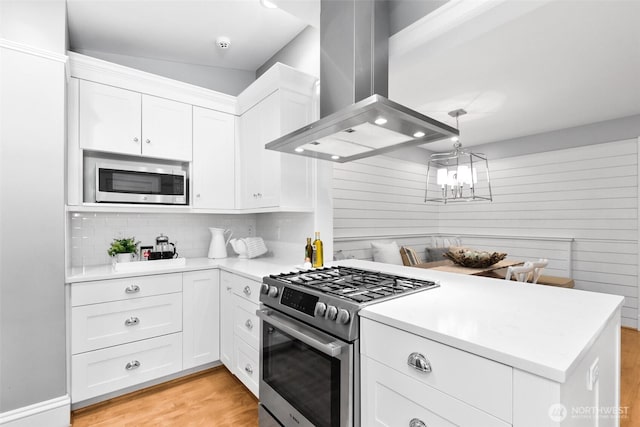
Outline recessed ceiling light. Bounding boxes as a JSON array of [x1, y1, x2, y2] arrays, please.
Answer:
[[374, 117, 387, 126], [260, 0, 278, 8], [294, 147, 304, 153], [413, 131, 425, 138], [331, 155, 340, 160], [451, 136, 459, 142]]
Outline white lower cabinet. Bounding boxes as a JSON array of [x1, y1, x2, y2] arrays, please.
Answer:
[[183, 270, 220, 370], [220, 272, 235, 369], [234, 334, 260, 396], [70, 269, 222, 405], [71, 333, 182, 403], [361, 318, 512, 427], [219, 271, 261, 397]]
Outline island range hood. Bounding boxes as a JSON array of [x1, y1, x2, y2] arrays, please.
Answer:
[[265, 0, 458, 163]]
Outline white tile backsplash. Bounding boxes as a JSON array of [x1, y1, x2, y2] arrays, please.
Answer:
[[69, 212, 257, 267]]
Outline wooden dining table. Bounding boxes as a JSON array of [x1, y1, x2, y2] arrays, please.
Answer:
[[413, 259, 524, 276]]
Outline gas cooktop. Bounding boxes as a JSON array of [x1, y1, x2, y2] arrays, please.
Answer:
[[269, 266, 438, 303], [261, 266, 439, 341]]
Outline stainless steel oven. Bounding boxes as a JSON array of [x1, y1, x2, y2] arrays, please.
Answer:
[[258, 308, 356, 427], [258, 266, 438, 427]]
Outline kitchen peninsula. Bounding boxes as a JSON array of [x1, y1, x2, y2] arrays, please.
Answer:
[[345, 259, 622, 427]]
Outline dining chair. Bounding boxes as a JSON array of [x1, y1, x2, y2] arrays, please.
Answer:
[[529, 259, 549, 284], [505, 262, 535, 282]]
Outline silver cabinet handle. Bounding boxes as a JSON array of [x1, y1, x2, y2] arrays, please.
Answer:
[[125, 360, 141, 370], [145, 139, 151, 144], [407, 352, 432, 373], [196, 193, 201, 198], [125, 284, 140, 294], [409, 418, 427, 427], [124, 316, 140, 327], [245, 364, 253, 375], [245, 319, 253, 330], [243, 285, 251, 296], [133, 137, 139, 143]]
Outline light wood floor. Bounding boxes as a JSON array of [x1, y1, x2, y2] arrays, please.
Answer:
[[73, 329, 640, 426], [71, 366, 258, 427]]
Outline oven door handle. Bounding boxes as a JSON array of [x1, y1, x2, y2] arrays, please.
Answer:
[[257, 309, 346, 357]]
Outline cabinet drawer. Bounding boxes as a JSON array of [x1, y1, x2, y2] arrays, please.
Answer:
[[71, 333, 182, 403], [231, 274, 261, 304], [72, 293, 183, 354], [234, 337, 259, 397], [234, 296, 259, 349], [71, 273, 182, 306], [362, 357, 510, 427], [361, 318, 512, 423]]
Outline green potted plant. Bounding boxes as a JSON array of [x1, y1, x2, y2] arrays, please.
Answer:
[[108, 237, 139, 263]]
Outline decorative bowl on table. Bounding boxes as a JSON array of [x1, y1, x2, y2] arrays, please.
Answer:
[[443, 247, 507, 268]]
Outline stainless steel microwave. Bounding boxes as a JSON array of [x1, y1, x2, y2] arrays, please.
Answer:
[[95, 163, 187, 204]]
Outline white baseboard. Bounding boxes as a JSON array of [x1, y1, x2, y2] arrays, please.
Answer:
[[0, 395, 70, 427]]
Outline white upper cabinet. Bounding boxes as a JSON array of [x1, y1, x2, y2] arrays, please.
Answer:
[[141, 94, 192, 161], [192, 106, 236, 209], [237, 64, 317, 211], [78, 80, 192, 161], [79, 80, 141, 156]]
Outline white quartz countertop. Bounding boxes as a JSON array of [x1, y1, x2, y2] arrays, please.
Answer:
[[66, 256, 301, 283], [341, 259, 624, 383]]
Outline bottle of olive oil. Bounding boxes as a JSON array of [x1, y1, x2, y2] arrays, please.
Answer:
[[312, 231, 324, 268], [305, 237, 313, 263]]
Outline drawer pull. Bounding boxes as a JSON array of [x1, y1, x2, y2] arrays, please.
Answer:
[[125, 360, 141, 370], [409, 418, 427, 427], [125, 285, 140, 294], [245, 319, 253, 330], [245, 364, 253, 375], [124, 316, 140, 327], [243, 285, 251, 296], [407, 352, 432, 373]]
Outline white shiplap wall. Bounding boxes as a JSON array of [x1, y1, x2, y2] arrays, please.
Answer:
[[333, 139, 638, 328], [334, 155, 438, 240]]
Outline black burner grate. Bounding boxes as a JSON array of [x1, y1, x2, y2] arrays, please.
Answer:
[[269, 266, 438, 303]]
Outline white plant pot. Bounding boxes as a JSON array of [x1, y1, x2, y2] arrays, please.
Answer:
[[116, 253, 135, 263]]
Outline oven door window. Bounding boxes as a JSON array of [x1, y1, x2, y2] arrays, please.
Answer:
[[263, 324, 341, 427], [98, 169, 184, 195]]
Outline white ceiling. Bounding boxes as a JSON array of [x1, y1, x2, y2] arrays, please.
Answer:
[[389, 0, 640, 151], [66, 0, 308, 71], [66, 0, 640, 151]]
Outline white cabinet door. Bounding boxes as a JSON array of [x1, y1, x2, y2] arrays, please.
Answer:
[[238, 87, 315, 211], [220, 272, 235, 370], [79, 80, 141, 155], [141, 94, 192, 161], [239, 91, 280, 209], [192, 106, 236, 209], [182, 270, 220, 370]]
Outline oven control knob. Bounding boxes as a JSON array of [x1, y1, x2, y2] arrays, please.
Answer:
[[326, 305, 338, 321], [260, 283, 269, 294], [314, 302, 327, 317], [268, 286, 279, 298], [336, 308, 350, 324]]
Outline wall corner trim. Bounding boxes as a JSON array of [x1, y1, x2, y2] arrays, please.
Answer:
[[0, 38, 68, 63], [0, 395, 70, 427]]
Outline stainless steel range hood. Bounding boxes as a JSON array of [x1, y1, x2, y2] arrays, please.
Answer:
[[265, 0, 458, 163]]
